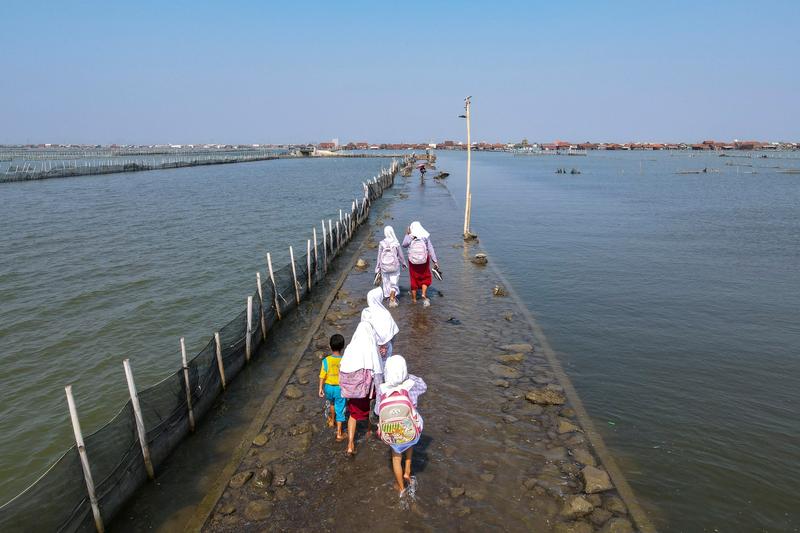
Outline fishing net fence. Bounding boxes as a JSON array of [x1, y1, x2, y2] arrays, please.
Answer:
[[0, 157, 411, 532]]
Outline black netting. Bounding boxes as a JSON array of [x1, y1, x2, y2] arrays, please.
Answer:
[[190, 338, 222, 420], [0, 157, 408, 531], [86, 403, 147, 525], [0, 447, 91, 532]]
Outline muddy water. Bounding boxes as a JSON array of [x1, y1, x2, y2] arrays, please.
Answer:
[[204, 176, 640, 531]]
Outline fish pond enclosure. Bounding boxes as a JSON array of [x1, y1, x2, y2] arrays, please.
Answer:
[[0, 146, 286, 183], [0, 158, 407, 532]]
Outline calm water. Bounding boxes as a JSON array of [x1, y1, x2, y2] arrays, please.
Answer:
[[436, 150, 799, 531], [0, 157, 389, 501]]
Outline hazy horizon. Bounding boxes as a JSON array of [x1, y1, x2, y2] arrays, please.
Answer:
[[1, 1, 798, 145]]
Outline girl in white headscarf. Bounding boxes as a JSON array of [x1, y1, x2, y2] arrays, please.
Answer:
[[378, 355, 427, 494], [340, 319, 383, 455], [361, 287, 399, 415], [375, 226, 407, 307], [402, 221, 439, 307], [362, 287, 399, 347]]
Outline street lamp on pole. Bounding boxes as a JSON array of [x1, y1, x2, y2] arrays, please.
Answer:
[[459, 96, 476, 240]]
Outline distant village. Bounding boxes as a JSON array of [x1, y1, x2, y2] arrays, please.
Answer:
[[315, 139, 799, 152], [2, 139, 798, 153]]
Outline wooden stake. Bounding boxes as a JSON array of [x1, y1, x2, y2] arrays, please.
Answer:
[[123, 359, 155, 480], [321, 220, 328, 272], [214, 332, 226, 389], [256, 272, 267, 340], [306, 239, 312, 291], [267, 253, 281, 320], [180, 338, 196, 432], [336, 221, 341, 251], [313, 227, 319, 274], [328, 220, 333, 256], [289, 245, 301, 305], [65, 385, 105, 533], [245, 295, 253, 362]]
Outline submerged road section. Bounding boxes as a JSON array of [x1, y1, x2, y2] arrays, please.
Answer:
[[191, 174, 654, 532]]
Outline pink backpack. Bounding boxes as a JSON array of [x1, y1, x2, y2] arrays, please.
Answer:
[[339, 368, 373, 399], [378, 389, 421, 446], [407, 238, 428, 265]]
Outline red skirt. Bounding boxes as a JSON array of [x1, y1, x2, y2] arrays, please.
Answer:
[[409, 260, 432, 290], [348, 397, 371, 421]]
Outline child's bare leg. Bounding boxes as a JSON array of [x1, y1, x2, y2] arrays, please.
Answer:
[[391, 451, 405, 493], [327, 404, 335, 427], [389, 289, 396, 302], [346, 416, 357, 454], [421, 284, 428, 299], [403, 448, 413, 481], [336, 421, 344, 440], [411, 289, 417, 303]]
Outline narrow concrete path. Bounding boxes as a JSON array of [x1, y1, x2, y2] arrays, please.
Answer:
[[199, 176, 650, 532]]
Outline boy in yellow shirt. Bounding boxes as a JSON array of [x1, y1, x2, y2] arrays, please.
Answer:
[[318, 334, 346, 441]]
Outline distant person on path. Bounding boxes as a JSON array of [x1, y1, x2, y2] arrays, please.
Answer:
[[375, 226, 406, 307], [403, 221, 439, 307], [318, 334, 346, 441], [377, 355, 427, 495], [339, 320, 383, 456]]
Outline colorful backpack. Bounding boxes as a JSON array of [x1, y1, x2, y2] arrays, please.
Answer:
[[380, 244, 400, 273], [378, 389, 421, 446], [407, 238, 428, 265]]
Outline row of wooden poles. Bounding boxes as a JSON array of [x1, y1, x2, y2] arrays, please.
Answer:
[[62, 158, 406, 532], [3, 153, 279, 177]]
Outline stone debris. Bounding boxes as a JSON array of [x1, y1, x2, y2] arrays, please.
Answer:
[[525, 387, 566, 405], [471, 253, 488, 265], [488, 363, 522, 379], [603, 495, 628, 515], [229, 471, 253, 489], [599, 517, 635, 533], [450, 487, 465, 498], [243, 500, 272, 521], [492, 284, 507, 296], [569, 447, 597, 467], [252, 434, 269, 447], [590, 508, 613, 526], [355, 258, 368, 269], [493, 379, 510, 388], [557, 417, 582, 434], [253, 468, 272, 487], [283, 385, 304, 399], [582, 465, 614, 494], [500, 343, 534, 353], [494, 352, 525, 364], [560, 495, 595, 519], [553, 521, 594, 533], [218, 504, 236, 516]]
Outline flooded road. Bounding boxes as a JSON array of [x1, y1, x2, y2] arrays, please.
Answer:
[[201, 174, 644, 531]]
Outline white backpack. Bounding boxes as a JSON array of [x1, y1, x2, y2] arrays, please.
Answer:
[[380, 244, 400, 273], [408, 238, 428, 265]]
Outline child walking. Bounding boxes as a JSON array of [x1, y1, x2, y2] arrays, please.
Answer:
[[377, 355, 427, 494], [318, 334, 347, 441], [402, 221, 438, 307]]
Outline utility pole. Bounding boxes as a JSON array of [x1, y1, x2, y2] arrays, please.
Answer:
[[461, 96, 476, 239]]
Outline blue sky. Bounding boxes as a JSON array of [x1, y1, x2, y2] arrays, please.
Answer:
[[1, 0, 798, 144]]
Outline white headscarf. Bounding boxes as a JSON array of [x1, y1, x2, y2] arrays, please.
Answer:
[[361, 287, 399, 345], [381, 355, 415, 393], [409, 221, 430, 239], [340, 320, 383, 374], [382, 225, 400, 247]]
